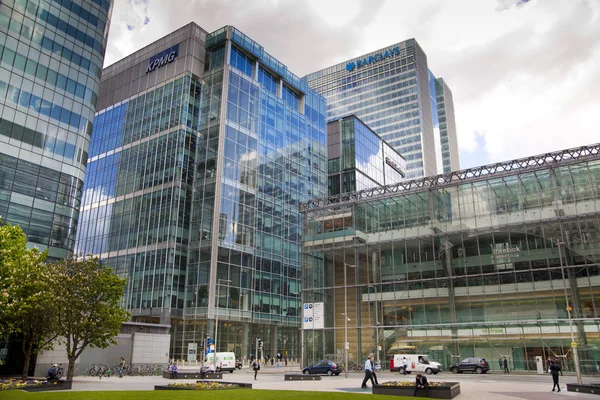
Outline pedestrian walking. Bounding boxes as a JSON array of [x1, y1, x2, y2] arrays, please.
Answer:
[[545, 357, 551, 373], [252, 358, 260, 380], [402, 357, 409, 374], [370, 357, 379, 385], [498, 357, 503, 370], [361, 355, 376, 389], [118, 357, 125, 378], [503, 358, 510, 373], [549, 360, 563, 392]]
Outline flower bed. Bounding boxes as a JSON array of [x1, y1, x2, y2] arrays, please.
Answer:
[[0, 378, 72, 392], [380, 381, 448, 387], [154, 381, 251, 391], [373, 381, 460, 399]]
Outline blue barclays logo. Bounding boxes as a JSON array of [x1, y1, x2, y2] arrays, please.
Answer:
[[146, 44, 179, 74], [347, 46, 401, 72]]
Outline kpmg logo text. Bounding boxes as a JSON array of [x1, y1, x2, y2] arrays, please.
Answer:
[[346, 46, 401, 72], [146, 44, 179, 74]]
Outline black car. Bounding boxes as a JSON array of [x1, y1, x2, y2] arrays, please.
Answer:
[[450, 358, 490, 374], [302, 360, 342, 376]]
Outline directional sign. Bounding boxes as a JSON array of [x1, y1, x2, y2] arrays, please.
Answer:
[[303, 302, 324, 330], [313, 302, 324, 329]]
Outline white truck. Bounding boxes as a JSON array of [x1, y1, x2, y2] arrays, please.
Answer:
[[390, 354, 442, 374], [205, 352, 236, 373]]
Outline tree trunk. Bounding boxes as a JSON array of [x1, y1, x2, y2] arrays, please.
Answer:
[[67, 356, 76, 380], [21, 338, 35, 380]]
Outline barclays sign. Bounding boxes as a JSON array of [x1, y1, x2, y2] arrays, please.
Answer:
[[146, 44, 179, 74], [346, 46, 400, 72]]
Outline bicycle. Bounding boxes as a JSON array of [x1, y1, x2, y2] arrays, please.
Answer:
[[87, 363, 100, 377], [56, 363, 64, 379], [125, 364, 139, 376]]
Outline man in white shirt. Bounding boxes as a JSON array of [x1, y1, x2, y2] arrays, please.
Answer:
[[361, 355, 377, 389], [402, 357, 409, 374]]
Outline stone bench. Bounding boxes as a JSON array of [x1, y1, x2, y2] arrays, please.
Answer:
[[162, 371, 223, 379], [284, 374, 322, 381]]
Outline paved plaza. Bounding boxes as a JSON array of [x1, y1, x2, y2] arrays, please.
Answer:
[[67, 367, 599, 400]]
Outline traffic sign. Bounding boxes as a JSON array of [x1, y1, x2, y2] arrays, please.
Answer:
[[571, 342, 578, 348], [345, 342, 350, 350]]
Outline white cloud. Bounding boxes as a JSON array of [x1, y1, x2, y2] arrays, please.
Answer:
[[104, 0, 600, 169]]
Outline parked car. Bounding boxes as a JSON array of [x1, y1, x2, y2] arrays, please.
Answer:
[[302, 360, 342, 376], [449, 358, 490, 374]]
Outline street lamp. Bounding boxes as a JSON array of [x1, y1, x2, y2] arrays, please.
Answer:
[[214, 278, 231, 369], [368, 285, 380, 365], [344, 263, 356, 379], [556, 240, 582, 384]]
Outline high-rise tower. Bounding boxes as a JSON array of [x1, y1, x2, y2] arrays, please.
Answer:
[[305, 39, 460, 179], [0, 0, 114, 259]]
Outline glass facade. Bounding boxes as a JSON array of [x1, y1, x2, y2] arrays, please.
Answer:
[[75, 24, 327, 361], [327, 115, 405, 196], [301, 144, 600, 373], [304, 39, 460, 179], [177, 26, 327, 361], [0, 0, 113, 259]]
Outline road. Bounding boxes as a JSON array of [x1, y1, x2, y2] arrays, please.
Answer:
[[69, 367, 598, 400]]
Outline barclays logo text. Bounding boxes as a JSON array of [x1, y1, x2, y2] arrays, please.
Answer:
[[347, 46, 401, 72]]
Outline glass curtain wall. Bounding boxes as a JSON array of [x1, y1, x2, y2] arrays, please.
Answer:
[[76, 74, 202, 333], [181, 26, 327, 362], [303, 157, 600, 373], [1, 0, 113, 259]]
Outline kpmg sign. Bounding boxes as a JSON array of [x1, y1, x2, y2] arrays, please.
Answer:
[[146, 44, 179, 74], [346, 46, 400, 72]]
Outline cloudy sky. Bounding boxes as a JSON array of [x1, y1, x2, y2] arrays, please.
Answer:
[[104, 0, 600, 169]]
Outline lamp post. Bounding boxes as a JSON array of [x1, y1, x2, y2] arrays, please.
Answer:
[[368, 285, 380, 365], [214, 278, 231, 369], [556, 240, 582, 384], [344, 263, 356, 379], [291, 291, 302, 369]]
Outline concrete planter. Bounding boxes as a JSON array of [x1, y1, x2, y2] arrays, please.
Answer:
[[22, 380, 73, 392], [284, 374, 322, 381], [567, 383, 600, 395], [373, 382, 460, 399], [162, 371, 223, 379], [154, 381, 252, 390]]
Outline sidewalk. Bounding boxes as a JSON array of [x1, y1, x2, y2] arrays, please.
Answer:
[[66, 370, 600, 400]]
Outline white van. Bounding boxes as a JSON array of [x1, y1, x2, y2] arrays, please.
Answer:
[[205, 352, 236, 373], [390, 354, 442, 374]]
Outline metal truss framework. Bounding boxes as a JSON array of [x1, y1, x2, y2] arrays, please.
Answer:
[[299, 142, 600, 212]]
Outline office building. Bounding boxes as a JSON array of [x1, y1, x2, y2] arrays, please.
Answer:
[[0, 0, 114, 259], [75, 23, 328, 360], [305, 39, 460, 179], [300, 143, 600, 372], [326, 115, 405, 196]]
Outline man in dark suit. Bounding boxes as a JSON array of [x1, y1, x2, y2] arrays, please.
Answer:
[[414, 374, 430, 397]]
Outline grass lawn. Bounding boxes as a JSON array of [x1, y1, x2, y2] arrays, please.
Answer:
[[0, 389, 421, 400]]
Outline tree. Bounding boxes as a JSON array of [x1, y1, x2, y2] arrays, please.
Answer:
[[0, 218, 57, 379], [54, 255, 131, 379]]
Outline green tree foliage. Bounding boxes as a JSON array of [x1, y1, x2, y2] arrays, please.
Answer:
[[0, 218, 56, 379], [53, 255, 131, 379]]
